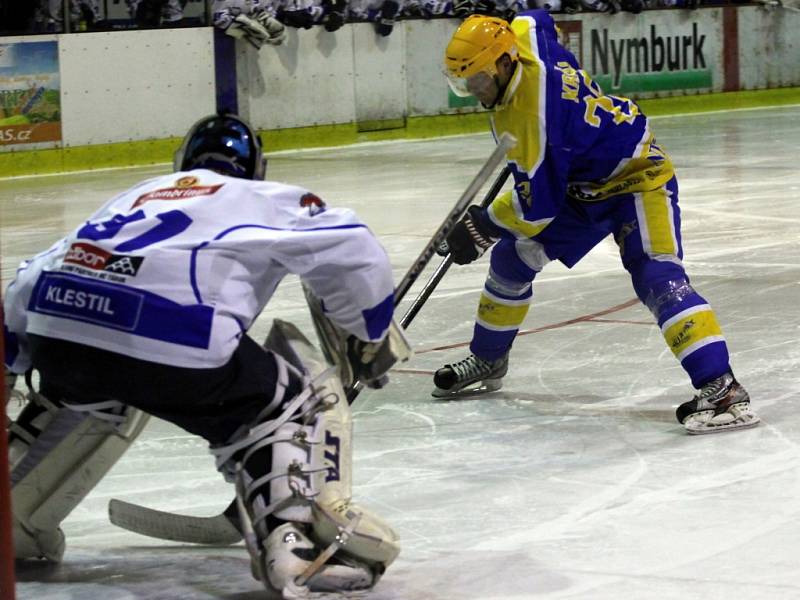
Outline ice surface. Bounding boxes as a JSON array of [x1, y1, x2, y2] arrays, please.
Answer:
[[2, 106, 800, 599]]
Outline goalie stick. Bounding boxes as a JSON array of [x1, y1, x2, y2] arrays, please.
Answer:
[[107, 134, 516, 545]]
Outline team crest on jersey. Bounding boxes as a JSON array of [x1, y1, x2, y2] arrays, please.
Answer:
[[64, 242, 144, 277], [300, 192, 326, 216], [132, 182, 224, 209], [176, 176, 199, 188]]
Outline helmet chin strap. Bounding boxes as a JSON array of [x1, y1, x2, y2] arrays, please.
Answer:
[[483, 59, 518, 109], [481, 75, 505, 110]]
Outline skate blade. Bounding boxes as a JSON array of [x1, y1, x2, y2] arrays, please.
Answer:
[[431, 378, 503, 399], [684, 404, 761, 435]]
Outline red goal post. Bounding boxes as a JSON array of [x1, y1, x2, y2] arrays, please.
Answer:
[[1, 292, 16, 599]]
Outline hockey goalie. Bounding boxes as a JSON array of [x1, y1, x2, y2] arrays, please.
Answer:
[[3, 112, 410, 597]]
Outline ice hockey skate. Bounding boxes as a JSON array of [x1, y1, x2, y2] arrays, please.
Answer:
[[432, 353, 508, 398], [676, 372, 760, 434]]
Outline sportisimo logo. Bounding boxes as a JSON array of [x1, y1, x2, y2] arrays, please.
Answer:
[[64, 242, 144, 276]]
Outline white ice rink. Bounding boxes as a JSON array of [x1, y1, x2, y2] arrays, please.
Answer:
[[2, 105, 800, 599]]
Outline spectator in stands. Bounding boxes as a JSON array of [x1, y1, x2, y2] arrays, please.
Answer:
[[126, 0, 190, 28], [34, 0, 100, 32], [1, 0, 38, 33]]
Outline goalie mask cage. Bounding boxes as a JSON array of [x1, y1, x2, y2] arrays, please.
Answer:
[[1, 295, 16, 600]]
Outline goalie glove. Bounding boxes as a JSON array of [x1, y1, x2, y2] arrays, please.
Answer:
[[445, 205, 500, 265], [346, 327, 411, 390]]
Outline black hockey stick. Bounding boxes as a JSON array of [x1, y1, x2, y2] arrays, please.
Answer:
[[345, 163, 512, 403], [108, 134, 516, 545], [391, 133, 516, 308], [399, 165, 511, 327]]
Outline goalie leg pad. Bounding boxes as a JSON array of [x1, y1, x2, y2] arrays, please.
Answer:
[[10, 395, 148, 561], [212, 320, 399, 595]]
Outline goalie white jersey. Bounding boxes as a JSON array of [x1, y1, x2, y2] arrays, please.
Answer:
[[4, 169, 395, 372]]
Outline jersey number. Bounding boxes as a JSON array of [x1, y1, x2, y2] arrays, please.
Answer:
[[579, 71, 639, 128], [77, 209, 193, 252], [583, 95, 640, 127]]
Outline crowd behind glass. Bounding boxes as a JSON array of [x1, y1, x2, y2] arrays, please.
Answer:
[[1, 0, 757, 43]]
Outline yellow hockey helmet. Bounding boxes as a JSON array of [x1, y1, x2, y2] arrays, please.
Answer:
[[444, 15, 518, 97]]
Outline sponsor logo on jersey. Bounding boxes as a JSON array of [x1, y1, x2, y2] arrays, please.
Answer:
[[132, 183, 224, 209], [299, 192, 326, 216], [64, 242, 144, 276]]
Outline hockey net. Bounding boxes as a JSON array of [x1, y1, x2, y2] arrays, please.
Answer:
[[1, 296, 16, 600]]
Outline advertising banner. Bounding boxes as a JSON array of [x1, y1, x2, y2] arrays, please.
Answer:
[[562, 10, 723, 98], [0, 40, 62, 147]]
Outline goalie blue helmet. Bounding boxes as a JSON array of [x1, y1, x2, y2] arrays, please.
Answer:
[[174, 113, 267, 180]]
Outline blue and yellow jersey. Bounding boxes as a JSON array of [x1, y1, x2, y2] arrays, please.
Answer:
[[487, 9, 674, 240]]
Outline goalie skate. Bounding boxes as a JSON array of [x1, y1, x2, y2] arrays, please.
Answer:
[[676, 372, 760, 435], [432, 353, 508, 398]]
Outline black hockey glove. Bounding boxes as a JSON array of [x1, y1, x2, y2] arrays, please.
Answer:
[[375, 0, 399, 37], [278, 9, 315, 29], [620, 0, 644, 13], [323, 9, 345, 31], [446, 205, 499, 265], [453, 0, 475, 17], [322, 0, 346, 31], [474, 0, 497, 15]]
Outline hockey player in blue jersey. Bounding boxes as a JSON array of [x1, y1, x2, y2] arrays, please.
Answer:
[[435, 12, 759, 435], [4, 113, 406, 596]]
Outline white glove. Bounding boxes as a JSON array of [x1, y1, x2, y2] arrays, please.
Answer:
[[253, 10, 286, 46], [218, 12, 285, 49]]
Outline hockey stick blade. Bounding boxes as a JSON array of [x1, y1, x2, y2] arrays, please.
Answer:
[[108, 498, 242, 545], [107, 136, 516, 545]]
